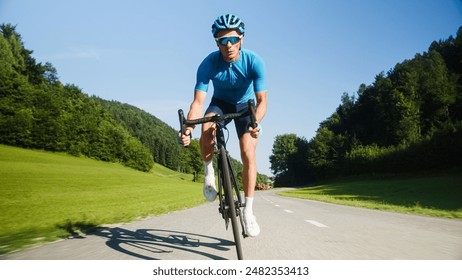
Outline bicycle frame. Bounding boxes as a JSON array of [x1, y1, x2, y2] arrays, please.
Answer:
[[178, 100, 257, 260], [215, 121, 245, 230]]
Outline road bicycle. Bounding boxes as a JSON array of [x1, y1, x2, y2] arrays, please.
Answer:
[[178, 100, 257, 260]]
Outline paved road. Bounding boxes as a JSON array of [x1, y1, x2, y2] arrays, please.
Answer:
[[3, 189, 462, 260]]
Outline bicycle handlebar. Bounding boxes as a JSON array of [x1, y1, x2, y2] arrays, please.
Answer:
[[178, 100, 257, 137]]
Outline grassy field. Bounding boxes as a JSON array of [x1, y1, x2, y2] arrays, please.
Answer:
[[0, 144, 204, 255], [279, 172, 462, 219]]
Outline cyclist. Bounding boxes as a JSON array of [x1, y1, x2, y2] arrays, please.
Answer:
[[179, 14, 268, 237]]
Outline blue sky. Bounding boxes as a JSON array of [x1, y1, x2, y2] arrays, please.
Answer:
[[1, 0, 461, 175]]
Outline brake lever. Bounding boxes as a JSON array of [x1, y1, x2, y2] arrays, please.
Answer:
[[178, 109, 189, 148], [248, 100, 257, 129]]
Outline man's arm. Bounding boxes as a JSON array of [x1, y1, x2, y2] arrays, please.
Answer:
[[254, 91, 267, 124], [179, 90, 207, 146], [249, 90, 268, 138]]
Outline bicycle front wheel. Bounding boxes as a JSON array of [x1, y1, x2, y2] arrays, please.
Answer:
[[219, 145, 243, 260]]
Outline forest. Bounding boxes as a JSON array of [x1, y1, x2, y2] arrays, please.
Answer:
[[270, 26, 462, 186]]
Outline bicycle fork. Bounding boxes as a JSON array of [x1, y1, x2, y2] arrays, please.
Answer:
[[218, 150, 248, 238]]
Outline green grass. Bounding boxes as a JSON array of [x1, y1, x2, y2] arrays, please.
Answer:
[[279, 172, 462, 219], [0, 144, 204, 255]]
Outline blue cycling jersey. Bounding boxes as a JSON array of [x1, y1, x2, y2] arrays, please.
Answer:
[[195, 48, 267, 104]]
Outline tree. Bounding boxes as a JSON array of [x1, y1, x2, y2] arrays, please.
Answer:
[[417, 51, 457, 135], [270, 134, 298, 178], [270, 134, 310, 186]]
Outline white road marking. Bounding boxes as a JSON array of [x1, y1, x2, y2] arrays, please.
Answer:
[[305, 220, 328, 228], [275, 204, 280, 207], [284, 209, 294, 213]]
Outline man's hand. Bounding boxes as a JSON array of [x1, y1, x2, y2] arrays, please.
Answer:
[[248, 125, 260, 139], [179, 129, 192, 147]]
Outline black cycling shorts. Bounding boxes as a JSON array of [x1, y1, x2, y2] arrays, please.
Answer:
[[205, 97, 255, 139]]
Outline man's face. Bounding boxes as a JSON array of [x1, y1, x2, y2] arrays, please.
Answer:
[[215, 29, 242, 62]]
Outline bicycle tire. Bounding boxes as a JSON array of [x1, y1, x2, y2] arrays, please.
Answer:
[[219, 145, 244, 260]]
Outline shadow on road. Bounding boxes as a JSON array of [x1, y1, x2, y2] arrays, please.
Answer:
[[90, 227, 234, 260]]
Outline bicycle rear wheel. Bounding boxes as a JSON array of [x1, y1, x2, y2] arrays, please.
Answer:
[[219, 145, 243, 260]]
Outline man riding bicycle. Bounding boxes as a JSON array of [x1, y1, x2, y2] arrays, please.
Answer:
[[179, 14, 268, 237]]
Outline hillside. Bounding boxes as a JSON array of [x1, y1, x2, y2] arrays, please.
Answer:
[[94, 98, 184, 171]]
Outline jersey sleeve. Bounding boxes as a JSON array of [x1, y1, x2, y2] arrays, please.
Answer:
[[252, 53, 267, 93], [194, 55, 212, 93]]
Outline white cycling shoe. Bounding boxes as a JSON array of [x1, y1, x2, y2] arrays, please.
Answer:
[[243, 210, 261, 237], [203, 174, 217, 201]]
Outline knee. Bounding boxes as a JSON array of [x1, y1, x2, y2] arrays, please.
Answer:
[[240, 143, 256, 164], [200, 124, 215, 145]]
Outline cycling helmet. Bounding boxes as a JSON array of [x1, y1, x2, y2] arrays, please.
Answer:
[[211, 14, 245, 37]]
